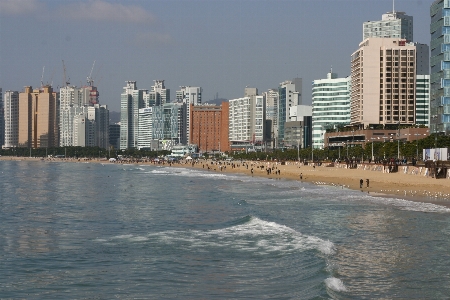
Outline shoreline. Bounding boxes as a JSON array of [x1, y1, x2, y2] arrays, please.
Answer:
[[2, 156, 450, 208]]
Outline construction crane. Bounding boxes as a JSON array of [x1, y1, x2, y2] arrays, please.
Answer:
[[87, 60, 95, 86], [40, 66, 45, 88], [62, 60, 70, 87]]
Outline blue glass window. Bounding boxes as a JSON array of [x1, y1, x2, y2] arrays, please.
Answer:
[[443, 79, 450, 87], [443, 61, 450, 69], [444, 8, 450, 16]]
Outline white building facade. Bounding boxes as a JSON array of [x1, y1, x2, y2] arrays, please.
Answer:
[[312, 72, 351, 149], [3, 90, 19, 148], [176, 86, 202, 145], [120, 81, 146, 150], [137, 107, 153, 150], [229, 90, 265, 144]]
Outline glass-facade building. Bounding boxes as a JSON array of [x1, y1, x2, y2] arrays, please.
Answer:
[[430, 0, 450, 134], [312, 73, 351, 149]]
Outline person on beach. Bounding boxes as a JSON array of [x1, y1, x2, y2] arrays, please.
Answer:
[[360, 179, 363, 188], [366, 179, 369, 188], [300, 173, 303, 180]]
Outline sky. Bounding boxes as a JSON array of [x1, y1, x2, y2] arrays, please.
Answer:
[[0, 0, 433, 112]]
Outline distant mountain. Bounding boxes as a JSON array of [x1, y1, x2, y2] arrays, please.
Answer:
[[109, 111, 120, 124], [203, 98, 228, 106]]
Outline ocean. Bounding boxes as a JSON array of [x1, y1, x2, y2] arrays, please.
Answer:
[[1, 160, 449, 299]]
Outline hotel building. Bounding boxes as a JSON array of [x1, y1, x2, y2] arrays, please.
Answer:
[[350, 38, 429, 128], [190, 103, 229, 153]]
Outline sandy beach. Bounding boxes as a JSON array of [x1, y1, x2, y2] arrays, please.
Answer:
[[2, 155, 450, 207]]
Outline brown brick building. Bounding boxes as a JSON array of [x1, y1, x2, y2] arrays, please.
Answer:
[[190, 102, 229, 153]]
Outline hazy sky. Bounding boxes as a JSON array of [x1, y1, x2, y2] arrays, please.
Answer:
[[0, 0, 432, 111]]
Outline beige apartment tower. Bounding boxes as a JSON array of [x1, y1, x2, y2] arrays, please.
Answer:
[[350, 38, 427, 127], [18, 86, 58, 148]]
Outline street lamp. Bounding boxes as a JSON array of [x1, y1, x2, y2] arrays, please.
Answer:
[[346, 140, 349, 157], [397, 122, 401, 159]]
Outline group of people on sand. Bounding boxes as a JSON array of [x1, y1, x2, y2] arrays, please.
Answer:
[[360, 178, 370, 188]]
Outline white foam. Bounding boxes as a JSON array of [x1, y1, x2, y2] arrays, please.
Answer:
[[97, 217, 335, 256], [325, 277, 347, 292]]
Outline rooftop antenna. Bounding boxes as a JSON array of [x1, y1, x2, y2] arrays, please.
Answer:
[[62, 60, 70, 87], [393, 0, 395, 13], [330, 65, 333, 73]]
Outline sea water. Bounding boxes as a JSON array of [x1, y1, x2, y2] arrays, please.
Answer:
[[0, 160, 449, 299]]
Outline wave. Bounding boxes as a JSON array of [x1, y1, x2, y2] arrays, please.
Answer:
[[101, 216, 335, 256], [127, 165, 450, 214], [325, 277, 347, 292]]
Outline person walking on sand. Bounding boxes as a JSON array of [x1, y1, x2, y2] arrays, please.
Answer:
[[300, 173, 303, 180], [360, 178, 363, 188], [366, 179, 369, 188]]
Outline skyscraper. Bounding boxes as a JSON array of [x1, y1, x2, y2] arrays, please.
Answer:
[[18, 86, 58, 148], [312, 72, 351, 149], [229, 88, 265, 146], [0, 88, 3, 147], [430, 0, 450, 134], [350, 38, 428, 127], [363, 11, 413, 41], [278, 79, 302, 146], [59, 84, 108, 148], [262, 89, 279, 145], [120, 81, 146, 150], [3, 90, 19, 148], [176, 86, 202, 144], [150, 80, 170, 106]]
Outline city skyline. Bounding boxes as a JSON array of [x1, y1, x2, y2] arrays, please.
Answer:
[[0, 0, 433, 112]]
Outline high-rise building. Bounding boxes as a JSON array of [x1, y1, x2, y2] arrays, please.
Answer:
[[190, 103, 229, 153], [416, 75, 430, 126], [312, 72, 351, 149], [4, 90, 19, 148], [152, 103, 186, 148], [18, 86, 58, 148], [137, 107, 153, 150], [109, 124, 120, 150], [278, 78, 302, 146], [430, 0, 450, 134], [263, 89, 279, 145], [363, 11, 413, 41], [92, 104, 109, 149], [0, 88, 3, 147], [229, 88, 265, 146], [120, 81, 146, 149], [150, 80, 170, 106], [60, 86, 85, 146], [59, 85, 108, 148], [176, 86, 202, 145], [350, 38, 428, 128]]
